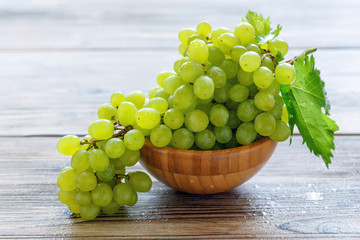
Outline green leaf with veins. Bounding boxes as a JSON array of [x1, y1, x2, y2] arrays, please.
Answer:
[[280, 55, 338, 167]]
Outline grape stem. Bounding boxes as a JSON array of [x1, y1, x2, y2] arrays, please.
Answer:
[[286, 48, 317, 65]]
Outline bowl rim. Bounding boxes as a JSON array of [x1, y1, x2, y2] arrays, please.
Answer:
[[143, 136, 274, 154]]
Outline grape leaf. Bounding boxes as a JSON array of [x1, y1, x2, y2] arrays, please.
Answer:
[[280, 55, 339, 167], [244, 10, 282, 45]]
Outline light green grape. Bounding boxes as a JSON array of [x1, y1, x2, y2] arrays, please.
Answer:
[[110, 91, 126, 108], [179, 61, 204, 83], [150, 124, 172, 147], [126, 189, 138, 206], [126, 90, 145, 109], [210, 27, 231, 47], [135, 108, 160, 130], [240, 51, 261, 72], [149, 86, 161, 99], [196, 21, 211, 37], [132, 121, 151, 137], [217, 33, 241, 54], [187, 33, 207, 45], [269, 120, 290, 142], [254, 112, 276, 136], [195, 129, 216, 150], [275, 62, 296, 84], [230, 45, 248, 63], [245, 43, 261, 54], [71, 150, 90, 173], [104, 138, 125, 159], [119, 149, 140, 167], [193, 76, 215, 99], [260, 79, 280, 96], [227, 109, 241, 129], [157, 71, 175, 86], [254, 91, 275, 111], [98, 103, 117, 122], [237, 99, 260, 122], [173, 84, 197, 109], [184, 109, 209, 132], [89, 149, 109, 171], [253, 66, 274, 89], [164, 108, 184, 130], [220, 59, 238, 79], [163, 75, 184, 95], [206, 66, 227, 88], [88, 119, 114, 140], [234, 22, 255, 46], [76, 171, 98, 192], [179, 43, 187, 55], [229, 84, 249, 102], [210, 104, 229, 127], [68, 203, 82, 214], [146, 97, 169, 114], [153, 88, 170, 100], [179, 28, 197, 45], [261, 56, 275, 71], [117, 101, 137, 126], [236, 122, 257, 145], [174, 57, 189, 74], [207, 44, 225, 66], [214, 126, 232, 143], [80, 203, 100, 221], [197, 101, 214, 115], [57, 168, 77, 191], [214, 83, 231, 103], [75, 191, 91, 206], [57, 135, 81, 156], [267, 95, 283, 119], [124, 129, 145, 150], [268, 39, 288, 56], [58, 189, 77, 205], [91, 183, 113, 207], [102, 200, 121, 215], [171, 128, 195, 149], [96, 163, 115, 182], [79, 135, 91, 150], [113, 183, 133, 205], [177, 99, 198, 115], [128, 171, 152, 192], [237, 68, 254, 86], [187, 39, 208, 64], [110, 157, 125, 170]]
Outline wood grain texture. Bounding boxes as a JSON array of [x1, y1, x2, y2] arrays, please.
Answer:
[[140, 138, 277, 194], [0, 136, 359, 239]]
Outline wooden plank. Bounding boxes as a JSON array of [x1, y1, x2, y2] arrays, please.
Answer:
[[0, 0, 358, 50], [0, 49, 358, 135], [0, 136, 359, 238]]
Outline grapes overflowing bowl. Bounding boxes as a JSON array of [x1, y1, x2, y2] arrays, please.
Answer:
[[56, 11, 338, 220]]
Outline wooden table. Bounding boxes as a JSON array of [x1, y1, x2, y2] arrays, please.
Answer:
[[1, 0, 359, 238]]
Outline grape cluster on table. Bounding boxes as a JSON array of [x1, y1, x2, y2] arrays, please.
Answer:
[[56, 19, 293, 220]]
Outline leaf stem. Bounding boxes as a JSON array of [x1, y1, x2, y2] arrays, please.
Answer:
[[286, 48, 317, 64]]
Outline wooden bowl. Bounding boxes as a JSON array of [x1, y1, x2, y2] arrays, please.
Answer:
[[140, 137, 277, 194]]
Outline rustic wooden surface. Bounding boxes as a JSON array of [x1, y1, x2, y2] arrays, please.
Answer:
[[0, 0, 359, 238]]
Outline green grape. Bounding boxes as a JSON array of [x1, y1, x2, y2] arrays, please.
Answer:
[[126, 189, 138, 206], [167, 95, 175, 108], [270, 120, 290, 142], [260, 79, 280, 96], [187, 33, 207, 45], [113, 183, 133, 205], [268, 39, 288, 56], [150, 124, 172, 147], [98, 103, 117, 122], [146, 97, 169, 114], [229, 84, 249, 102], [281, 106, 289, 123], [68, 203, 82, 214], [110, 157, 125, 170], [102, 200, 121, 215], [184, 109, 209, 132], [210, 104, 229, 127], [245, 43, 261, 54], [236, 122, 257, 145], [104, 138, 125, 159], [57, 135, 81, 156], [253, 66, 274, 89], [237, 99, 260, 122], [214, 126, 232, 143], [212, 142, 224, 150], [195, 129, 216, 150], [173, 84, 197, 109], [237, 68, 254, 86], [135, 108, 160, 130], [57, 168, 77, 191], [164, 108, 184, 130], [225, 99, 239, 111], [119, 149, 140, 167], [149, 86, 161, 99], [105, 177, 117, 189], [80, 203, 100, 221], [126, 90, 145, 109], [210, 27, 231, 47], [79, 135, 91, 150], [91, 183, 113, 207], [224, 134, 239, 149], [208, 44, 225, 66], [220, 59, 238, 79], [75, 191, 91, 206], [275, 62, 296, 84], [214, 83, 231, 103], [117, 101, 137, 126], [267, 95, 283, 119], [179, 28, 197, 45], [88, 119, 114, 140], [60, 166, 72, 174], [206, 66, 227, 88], [76, 171, 97, 192], [217, 33, 241, 54], [71, 150, 90, 173], [174, 57, 189, 74], [89, 149, 109, 171], [58, 189, 77, 205], [230, 45, 248, 63], [254, 91, 275, 111], [240, 51, 261, 72], [128, 171, 152, 192], [234, 22, 255, 46], [154, 88, 170, 100], [254, 112, 276, 136], [261, 56, 274, 71], [177, 99, 198, 115], [179, 43, 187, 55], [193, 76, 215, 99], [132, 121, 151, 137], [124, 129, 145, 150], [196, 21, 211, 37], [248, 83, 259, 98], [163, 75, 184, 95], [227, 110, 241, 129], [96, 163, 115, 182], [196, 102, 214, 115], [187, 39, 208, 64], [171, 128, 195, 149], [110, 91, 126, 108], [179, 61, 204, 83], [157, 71, 175, 86]]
